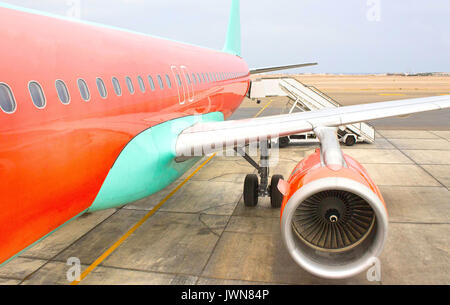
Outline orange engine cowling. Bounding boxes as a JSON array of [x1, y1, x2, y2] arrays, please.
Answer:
[[280, 148, 388, 279]]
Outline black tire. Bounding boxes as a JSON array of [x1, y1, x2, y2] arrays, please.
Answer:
[[279, 137, 290, 148], [244, 174, 259, 207], [270, 175, 284, 209], [345, 135, 356, 147]]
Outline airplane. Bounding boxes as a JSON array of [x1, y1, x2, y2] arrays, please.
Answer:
[[0, 0, 449, 280]]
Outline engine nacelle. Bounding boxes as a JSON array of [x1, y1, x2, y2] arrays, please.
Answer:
[[280, 148, 388, 279]]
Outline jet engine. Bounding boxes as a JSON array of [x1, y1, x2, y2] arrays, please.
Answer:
[[279, 128, 388, 279]]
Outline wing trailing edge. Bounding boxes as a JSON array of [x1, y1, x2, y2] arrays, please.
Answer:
[[250, 63, 318, 75]]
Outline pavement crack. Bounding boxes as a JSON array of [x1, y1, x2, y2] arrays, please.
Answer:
[[196, 202, 236, 215], [198, 214, 221, 237], [16, 207, 123, 285], [429, 131, 450, 142], [194, 192, 244, 284], [383, 137, 448, 189]]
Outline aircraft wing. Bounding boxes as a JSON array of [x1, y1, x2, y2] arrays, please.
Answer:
[[175, 95, 450, 156], [250, 63, 318, 74]]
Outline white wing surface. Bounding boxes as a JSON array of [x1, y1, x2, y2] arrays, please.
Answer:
[[175, 95, 450, 156]]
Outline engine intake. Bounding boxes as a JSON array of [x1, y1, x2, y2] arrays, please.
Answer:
[[280, 149, 388, 279], [292, 189, 376, 252]]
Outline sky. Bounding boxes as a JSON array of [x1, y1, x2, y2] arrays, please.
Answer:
[[2, 0, 449, 74]]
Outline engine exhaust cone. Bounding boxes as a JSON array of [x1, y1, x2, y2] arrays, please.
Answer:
[[281, 178, 388, 279]]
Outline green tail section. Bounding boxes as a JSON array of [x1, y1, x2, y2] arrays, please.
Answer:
[[223, 0, 241, 56]]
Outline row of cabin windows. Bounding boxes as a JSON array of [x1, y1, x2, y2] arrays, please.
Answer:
[[0, 71, 247, 113]]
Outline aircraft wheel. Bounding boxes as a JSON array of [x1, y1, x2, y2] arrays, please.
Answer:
[[243, 174, 259, 207], [345, 135, 356, 146], [270, 175, 284, 208], [279, 137, 290, 148]]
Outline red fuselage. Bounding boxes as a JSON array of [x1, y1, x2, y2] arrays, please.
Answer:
[[0, 7, 250, 264]]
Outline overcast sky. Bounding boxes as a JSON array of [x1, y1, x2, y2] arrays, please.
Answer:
[[2, 0, 449, 73]]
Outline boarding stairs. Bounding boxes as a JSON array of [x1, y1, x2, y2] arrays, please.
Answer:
[[249, 77, 375, 146]]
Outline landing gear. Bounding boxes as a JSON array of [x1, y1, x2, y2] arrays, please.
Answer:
[[279, 136, 290, 148], [237, 140, 285, 209], [270, 175, 284, 208], [243, 174, 259, 207], [344, 134, 357, 146]]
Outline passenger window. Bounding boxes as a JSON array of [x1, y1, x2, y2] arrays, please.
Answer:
[[29, 81, 46, 108], [0, 83, 16, 113], [165, 74, 172, 88], [157, 75, 164, 89], [176, 74, 182, 86], [112, 77, 122, 96], [125, 76, 135, 94], [148, 75, 155, 91], [55, 80, 70, 104], [137, 76, 146, 93], [77, 79, 90, 101], [192, 73, 197, 84], [186, 73, 191, 85], [197, 73, 202, 83], [96, 78, 107, 99]]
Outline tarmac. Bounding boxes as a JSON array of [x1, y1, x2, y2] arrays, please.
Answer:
[[1, 80, 449, 285]]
